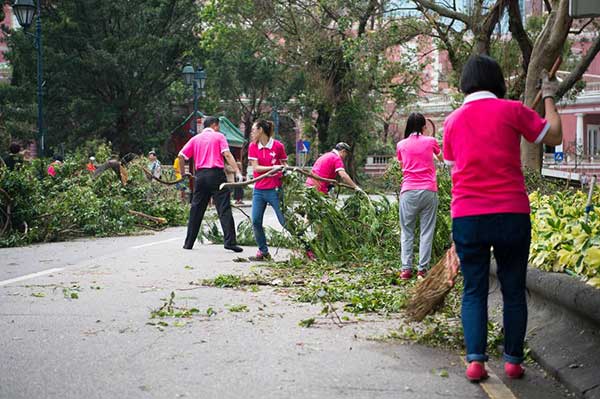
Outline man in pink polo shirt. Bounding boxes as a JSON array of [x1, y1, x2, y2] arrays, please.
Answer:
[[178, 116, 243, 252], [306, 142, 362, 194]]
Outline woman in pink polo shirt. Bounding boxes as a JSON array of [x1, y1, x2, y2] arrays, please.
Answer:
[[443, 55, 562, 382], [397, 113, 442, 281], [247, 119, 288, 261]]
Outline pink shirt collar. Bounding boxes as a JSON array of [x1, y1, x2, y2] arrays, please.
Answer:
[[463, 91, 497, 104], [258, 138, 274, 150]]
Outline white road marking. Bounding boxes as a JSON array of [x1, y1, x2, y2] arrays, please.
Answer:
[[0, 268, 65, 287], [131, 237, 183, 249]]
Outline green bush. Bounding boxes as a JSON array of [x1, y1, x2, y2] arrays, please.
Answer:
[[0, 143, 188, 247], [529, 189, 600, 285]]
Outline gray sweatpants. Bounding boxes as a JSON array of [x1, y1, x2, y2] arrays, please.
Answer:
[[399, 189, 438, 271]]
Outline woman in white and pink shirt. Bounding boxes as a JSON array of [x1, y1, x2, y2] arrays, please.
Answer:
[[443, 55, 562, 382], [397, 113, 443, 281], [247, 119, 288, 261]]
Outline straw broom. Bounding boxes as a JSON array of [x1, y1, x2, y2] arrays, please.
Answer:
[[406, 244, 459, 321]]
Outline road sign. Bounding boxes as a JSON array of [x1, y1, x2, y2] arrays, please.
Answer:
[[297, 140, 310, 153], [302, 140, 310, 153], [570, 0, 600, 17], [554, 151, 564, 163]]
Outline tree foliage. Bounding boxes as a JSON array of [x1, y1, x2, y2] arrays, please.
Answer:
[[1, 0, 199, 155]]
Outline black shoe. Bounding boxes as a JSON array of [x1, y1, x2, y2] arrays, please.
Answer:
[[224, 245, 243, 253], [183, 244, 193, 250]]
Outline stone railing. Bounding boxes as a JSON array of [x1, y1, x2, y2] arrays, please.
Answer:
[[364, 154, 394, 177]]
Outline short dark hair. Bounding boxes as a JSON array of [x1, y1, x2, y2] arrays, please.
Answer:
[[404, 113, 426, 138], [460, 55, 506, 98], [335, 142, 351, 152], [52, 154, 63, 162], [9, 143, 21, 154], [203, 116, 220, 129]]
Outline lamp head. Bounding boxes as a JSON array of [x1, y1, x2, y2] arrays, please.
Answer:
[[182, 64, 194, 86], [12, 0, 36, 30]]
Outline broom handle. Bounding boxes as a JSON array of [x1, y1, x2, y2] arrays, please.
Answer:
[[531, 56, 562, 109], [585, 175, 596, 223]]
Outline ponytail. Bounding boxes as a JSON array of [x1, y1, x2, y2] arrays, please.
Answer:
[[404, 113, 426, 139], [255, 119, 274, 137]]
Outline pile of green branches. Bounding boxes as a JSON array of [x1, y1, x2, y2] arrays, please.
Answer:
[[0, 143, 188, 247], [280, 167, 452, 263], [201, 164, 453, 265]]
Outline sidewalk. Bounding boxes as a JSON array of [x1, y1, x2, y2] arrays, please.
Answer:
[[490, 264, 600, 399]]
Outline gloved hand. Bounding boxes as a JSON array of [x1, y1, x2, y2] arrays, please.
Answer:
[[541, 69, 558, 101], [355, 186, 365, 194], [235, 172, 243, 182], [272, 164, 284, 172]]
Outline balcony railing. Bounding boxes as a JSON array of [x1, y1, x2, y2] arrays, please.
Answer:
[[584, 81, 600, 94]]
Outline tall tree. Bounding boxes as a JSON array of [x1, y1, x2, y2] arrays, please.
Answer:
[[247, 0, 424, 175], [199, 0, 303, 171], [3, 0, 198, 154]]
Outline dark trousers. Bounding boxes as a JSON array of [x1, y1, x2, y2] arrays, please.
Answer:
[[184, 168, 237, 248], [234, 186, 244, 201], [452, 213, 531, 364]]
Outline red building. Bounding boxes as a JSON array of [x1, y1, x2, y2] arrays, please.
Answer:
[[0, 5, 14, 83]]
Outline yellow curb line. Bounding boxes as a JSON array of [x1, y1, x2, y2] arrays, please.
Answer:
[[461, 357, 518, 399]]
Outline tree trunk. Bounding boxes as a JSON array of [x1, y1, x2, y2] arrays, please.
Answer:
[[382, 121, 390, 145], [240, 111, 254, 176], [112, 113, 133, 155], [316, 106, 331, 153], [521, 0, 571, 171]]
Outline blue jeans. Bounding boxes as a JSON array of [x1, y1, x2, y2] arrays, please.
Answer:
[[252, 188, 285, 254], [452, 213, 531, 364]]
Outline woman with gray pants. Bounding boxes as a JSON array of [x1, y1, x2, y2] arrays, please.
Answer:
[[396, 113, 443, 280]]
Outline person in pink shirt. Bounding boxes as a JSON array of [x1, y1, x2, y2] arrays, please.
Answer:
[[47, 155, 63, 177], [178, 116, 243, 252], [443, 55, 562, 382], [305, 143, 362, 194], [397, 113, 442, 281], [247, 119, 288, 261]]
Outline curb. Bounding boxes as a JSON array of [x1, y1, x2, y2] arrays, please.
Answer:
[[490, 264, 600, 398], [526, 268, 600, 326]]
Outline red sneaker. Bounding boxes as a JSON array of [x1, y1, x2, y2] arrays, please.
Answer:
[[504, 362, 524, 379], [466, 361, 489, 382], [417, 270, 427, 279], [249, 251, 271, 261], [400, 270, 412, 280]]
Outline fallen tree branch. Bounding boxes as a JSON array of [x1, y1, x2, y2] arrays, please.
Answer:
[[141, 167, 193, 186], [219, 167, 281, 190], [128, 210, 167, 225], [0, 187, 12, 236], [220, 167, 356, 191]]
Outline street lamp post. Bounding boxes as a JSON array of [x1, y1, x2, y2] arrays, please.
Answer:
[[182, 64, 206, 136], [12, 0, 44, 157]]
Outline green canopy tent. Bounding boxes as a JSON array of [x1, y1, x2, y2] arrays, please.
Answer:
[[170, 111, 246, 149], [168, 111, 247, 162]]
